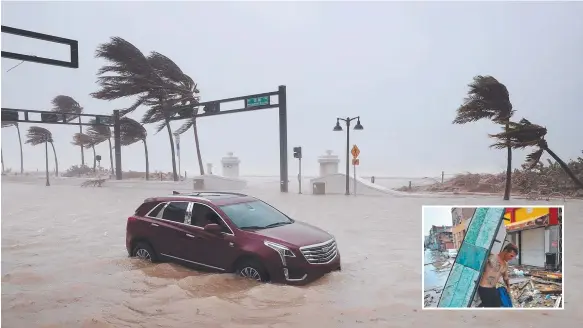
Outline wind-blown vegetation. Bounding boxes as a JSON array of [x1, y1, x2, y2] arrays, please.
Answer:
[[490, 118, 583, 190], [51, 95, 85, 166], [453, 75, 515, 200], [398, 152, 583, 198], [91, 37, 201, 181], [119, 117, 149, 180], [72, 133, 100, 172], [86, 118, 114, 175], [1, 121, 24, 174], [25, 126, 57, 185]]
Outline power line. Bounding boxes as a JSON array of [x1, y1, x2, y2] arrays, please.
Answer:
[[5, 60, 25, 73]]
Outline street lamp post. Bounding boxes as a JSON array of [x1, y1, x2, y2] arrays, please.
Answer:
[[333, 116, 363, 195]]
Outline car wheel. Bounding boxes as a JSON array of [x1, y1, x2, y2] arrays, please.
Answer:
[[132, 242, 158, 263], [236, 259, 269, 282]]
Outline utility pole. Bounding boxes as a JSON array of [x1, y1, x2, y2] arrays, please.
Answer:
[[293, 147, 302, 194]]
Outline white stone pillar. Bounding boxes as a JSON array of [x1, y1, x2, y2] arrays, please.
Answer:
[[221, 152, 240, 178], [206, 163, 213, 175], [318, 150, 340, 177]]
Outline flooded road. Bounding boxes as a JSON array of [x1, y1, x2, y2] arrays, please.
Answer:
[[2, 179, 581, 327], [423, 250, 450, 291]]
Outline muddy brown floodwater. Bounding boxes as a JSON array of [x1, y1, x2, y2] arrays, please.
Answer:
[[2, 178, 581, 327]]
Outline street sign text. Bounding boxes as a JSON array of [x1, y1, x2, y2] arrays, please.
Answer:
[[246, 96, 270, 107]]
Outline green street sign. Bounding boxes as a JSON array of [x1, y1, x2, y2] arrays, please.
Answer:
[[246, 96, 269, 107]]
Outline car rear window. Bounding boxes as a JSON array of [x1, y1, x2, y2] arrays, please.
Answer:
[[135, 201, 161, 216]]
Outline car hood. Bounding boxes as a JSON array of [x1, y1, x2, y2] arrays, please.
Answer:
[[252, 221, 333, 248]]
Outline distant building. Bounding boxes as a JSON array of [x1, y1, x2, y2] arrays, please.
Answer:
[[451, 208, 476, 249], [428, 225, 454, 251]]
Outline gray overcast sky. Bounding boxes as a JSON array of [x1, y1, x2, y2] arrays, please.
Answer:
[[2, 1, 582, 177], [423, 206, 453, 236]]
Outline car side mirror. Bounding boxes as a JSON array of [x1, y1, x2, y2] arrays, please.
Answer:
[[204, 223, 222, 234]]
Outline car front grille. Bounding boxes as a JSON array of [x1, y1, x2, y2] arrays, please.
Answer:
[[300, 239, 338, 264]]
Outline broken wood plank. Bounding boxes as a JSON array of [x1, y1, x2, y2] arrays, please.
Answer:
[[531, 277, 562, 286], [539, 288, 562, 295], [518, 281, 530, 290], [554, 296, 562, 308]]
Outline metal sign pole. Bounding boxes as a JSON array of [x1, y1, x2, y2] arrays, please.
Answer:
[[299, 157, 302, 194], [353, 163, 356, 196]]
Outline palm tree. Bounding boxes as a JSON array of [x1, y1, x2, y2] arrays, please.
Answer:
[[148, 52, 203, 175], [1, 121, 24, 174], [25, 126, 57, 186], [72, 133, 101, 172], [490, 118, 583, 190], [174, 84, 204, 175], [119, 117, 149, 180], [86, 118, 114, 175], [91, 37, 197, 181], [51, 95, 85, 166], [453, 75, 515, 200]]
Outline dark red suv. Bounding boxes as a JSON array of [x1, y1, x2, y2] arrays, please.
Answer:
[[126, 191, 341, 285]]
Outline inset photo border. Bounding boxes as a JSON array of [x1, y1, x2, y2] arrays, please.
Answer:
[[422, 206, 564, 310]]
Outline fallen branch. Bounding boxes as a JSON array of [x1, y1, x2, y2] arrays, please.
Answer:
[[531, 277, 562, 286]]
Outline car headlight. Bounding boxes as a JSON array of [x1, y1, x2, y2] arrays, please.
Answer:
[[264, 241, 295, 266]]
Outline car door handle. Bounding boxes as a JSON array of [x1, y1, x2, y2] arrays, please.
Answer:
[[151, 223, 159, 227], [186, 234, 196, 238]]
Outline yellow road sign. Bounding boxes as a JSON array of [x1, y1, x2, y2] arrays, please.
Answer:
[[351, 144, 360, 158]]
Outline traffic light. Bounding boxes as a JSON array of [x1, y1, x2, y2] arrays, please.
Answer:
[[41, 112, 60, 123], [1, 109, 19, 122], [203, 102, 220, 114], [293, 146, 302, 159]]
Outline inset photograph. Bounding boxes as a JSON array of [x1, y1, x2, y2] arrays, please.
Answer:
[[423, 206, 563, 309]]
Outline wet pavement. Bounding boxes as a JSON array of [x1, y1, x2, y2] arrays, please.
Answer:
[[1, 178, 581, 327]]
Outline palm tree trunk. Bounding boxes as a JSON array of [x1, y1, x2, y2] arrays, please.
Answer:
[[192, 118, 205, 175], [503, 122, 512, 200], [16, 124, 24, 174], [79, 116, 85, 166], [164, 119, 179, 182], [92, 145, 96, 172], [108, 137, 114, 176], [158, 97, 178, 182], [45, 141, 50, 186], [544, 146, 583, 190], [50, 142, 58, 177], [143, 139, 150, 181]]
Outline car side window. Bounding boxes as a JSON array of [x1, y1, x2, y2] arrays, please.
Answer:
[[147, 202, 165, 218], [191, 203, 230, 233], [160, 202, 189, 223]]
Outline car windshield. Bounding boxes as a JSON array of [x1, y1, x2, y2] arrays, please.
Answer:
[[219, 200, 293, 230]]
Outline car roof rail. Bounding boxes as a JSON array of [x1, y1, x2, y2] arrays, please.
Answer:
[[171, 190, 248, 197]]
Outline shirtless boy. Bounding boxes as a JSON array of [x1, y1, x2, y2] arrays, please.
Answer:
[[477, 243, 518, 307]]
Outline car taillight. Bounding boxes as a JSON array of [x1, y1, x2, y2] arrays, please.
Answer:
[[127, 216, 137, 223]]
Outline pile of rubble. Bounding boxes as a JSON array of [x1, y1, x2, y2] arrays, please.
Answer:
[[424, 288, 441, 307], [508, 268, 562, 308], [396, 153, 583, 198]]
